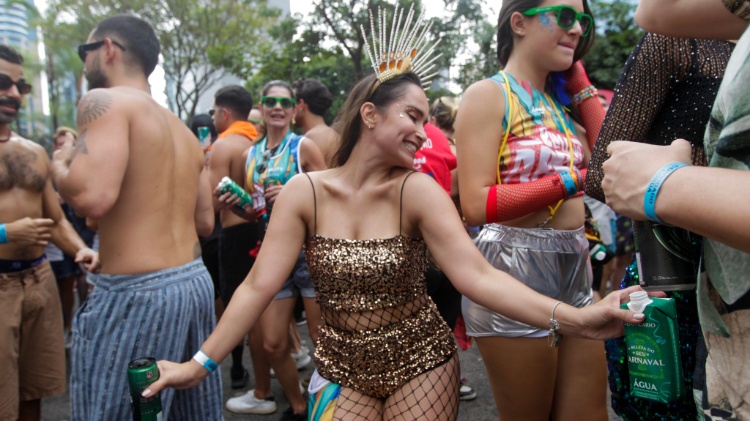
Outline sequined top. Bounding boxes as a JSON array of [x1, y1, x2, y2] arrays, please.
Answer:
[[302, 174, 456, 398], [586, 33, 734, 201]]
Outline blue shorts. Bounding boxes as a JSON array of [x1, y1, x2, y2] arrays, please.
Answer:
[[274, 251, 315, 300], [70, 259, 223, 420], [51, 255, 81, 280]]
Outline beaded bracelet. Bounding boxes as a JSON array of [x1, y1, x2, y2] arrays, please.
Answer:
[[193, 349, 218, 373], [573, 85, 598, 105], [548, 301, 563, 347], [643, 162, 689, 224]]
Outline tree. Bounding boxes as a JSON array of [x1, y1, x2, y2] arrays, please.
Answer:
[[584, 0, 643, 90], [42, 0, 280, 121]]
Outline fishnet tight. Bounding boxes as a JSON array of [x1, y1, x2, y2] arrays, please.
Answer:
[[329, 354, 460, 421]]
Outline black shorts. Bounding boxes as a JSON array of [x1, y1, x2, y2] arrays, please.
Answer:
[[218, 222, 263, 306]]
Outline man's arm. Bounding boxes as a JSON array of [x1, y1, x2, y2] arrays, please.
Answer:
[[40, 174, 100, 271], [51, 89, 129, 219], [300, 139, 327, 173], [195, 167, 215, 237], [602, 140, 750, 253], [635, 0, 748, 39]]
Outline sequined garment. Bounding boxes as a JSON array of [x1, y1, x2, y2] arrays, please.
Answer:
[[304, 235, 456, 399], [584, 33, 734, 420]]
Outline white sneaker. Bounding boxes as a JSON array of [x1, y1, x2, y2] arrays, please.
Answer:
[[225, 389, 277, 414], [294, 352, 312, 370]]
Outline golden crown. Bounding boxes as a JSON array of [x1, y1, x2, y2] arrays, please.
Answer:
[[361, 5, 442, 88]]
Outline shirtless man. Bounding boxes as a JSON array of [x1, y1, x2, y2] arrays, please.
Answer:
[[0, 44, 98, 421], [50, 15, 219, 420], [292, 78, 339, 166]]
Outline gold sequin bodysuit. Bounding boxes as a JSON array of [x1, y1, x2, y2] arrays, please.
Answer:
[[303, 174, 456, 399]]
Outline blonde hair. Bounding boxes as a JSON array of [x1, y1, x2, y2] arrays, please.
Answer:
[[430, 96, 460, 132]]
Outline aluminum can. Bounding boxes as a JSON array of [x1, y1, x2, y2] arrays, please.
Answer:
[[218, 176, 254, 213], [634, 220, 701, 291], [127, 357, 162, 421]]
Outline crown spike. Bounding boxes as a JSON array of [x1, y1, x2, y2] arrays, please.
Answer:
[[364, 5, 442, 88]]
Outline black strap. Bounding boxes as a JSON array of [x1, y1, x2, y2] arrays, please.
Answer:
[[399, 171, 418, 236], [303, 173, 317, 235]]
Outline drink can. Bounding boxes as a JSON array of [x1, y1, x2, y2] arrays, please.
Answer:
[[127, 357, 162, 421], [634, 220, 701, 291], [218, 176, 253, 213]]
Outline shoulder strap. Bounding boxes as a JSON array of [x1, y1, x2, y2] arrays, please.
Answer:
[[303, 173, 317, 235], [399, 171, 418, 236]]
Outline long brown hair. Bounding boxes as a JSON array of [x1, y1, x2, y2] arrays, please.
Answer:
[[332, 72, 423, 167]]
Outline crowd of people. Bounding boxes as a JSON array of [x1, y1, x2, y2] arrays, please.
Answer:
[[1, 0, 749, 420]]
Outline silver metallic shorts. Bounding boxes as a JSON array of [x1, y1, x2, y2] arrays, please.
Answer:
[[462, 224, 593, 338]]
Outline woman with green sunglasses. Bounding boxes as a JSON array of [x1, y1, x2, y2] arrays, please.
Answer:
[[220, 80, 326, 420], [455, 0, 609, 420]]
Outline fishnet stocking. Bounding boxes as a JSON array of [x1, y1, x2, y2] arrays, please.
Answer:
[[329, 354, 460, 420], [585, 34, 734, 202]]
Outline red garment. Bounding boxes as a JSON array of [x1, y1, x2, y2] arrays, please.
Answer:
[[413, 123, 456, 194]]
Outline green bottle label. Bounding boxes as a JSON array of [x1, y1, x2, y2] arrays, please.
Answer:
[[622, 297, 683, 403]]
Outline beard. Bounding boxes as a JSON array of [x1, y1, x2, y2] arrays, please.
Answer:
[[0, 96, 20, 124], [85, 60, 108, 90]]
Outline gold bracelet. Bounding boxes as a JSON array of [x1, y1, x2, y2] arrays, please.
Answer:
[[548, 300, 563, 347]]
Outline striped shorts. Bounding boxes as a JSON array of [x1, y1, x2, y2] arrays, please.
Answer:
[[70, 258, 223, 420]]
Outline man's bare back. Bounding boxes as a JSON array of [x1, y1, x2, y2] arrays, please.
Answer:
[[304, 124, 339, 167], [54, 87, 213, 274]]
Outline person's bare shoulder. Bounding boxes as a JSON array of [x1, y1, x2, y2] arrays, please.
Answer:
[[305, 124, 337, 142]]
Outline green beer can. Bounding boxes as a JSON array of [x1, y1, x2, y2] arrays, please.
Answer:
[[127, 357, 163, 421]]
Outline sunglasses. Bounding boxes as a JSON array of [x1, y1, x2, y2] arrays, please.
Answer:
[[78, 40, 127, 62], [209, 108, 219, 116], [0, 73, 31, 95], [261, 96, 295, 109], [522, 5, 593, 37], [255, 148, 274, 174]]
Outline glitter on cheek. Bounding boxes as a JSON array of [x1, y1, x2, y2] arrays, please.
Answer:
[[539, 13, 555, 32]]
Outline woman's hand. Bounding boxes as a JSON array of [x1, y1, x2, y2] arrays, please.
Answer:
[[142, 359, 209, 398], [567, 286, 666, 340]]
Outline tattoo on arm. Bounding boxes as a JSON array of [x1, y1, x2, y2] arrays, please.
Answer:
[[77, 91, 113, 127], [70, 130, 88, 163], [193, 241, 202, 259]]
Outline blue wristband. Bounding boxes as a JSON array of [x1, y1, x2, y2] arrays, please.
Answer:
[[193, 350, 218, 373], [0, 224, 7, 244], [643, 162, 689, 223], [559, 171, 578, 197]]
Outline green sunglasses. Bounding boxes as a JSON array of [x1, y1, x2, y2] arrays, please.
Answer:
[[261, 96, 295, 109], [522, 5, 593, 37]]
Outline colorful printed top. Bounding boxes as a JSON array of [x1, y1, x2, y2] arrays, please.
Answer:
[[244, 131, 304, 217], [488, 72, 585, 184]]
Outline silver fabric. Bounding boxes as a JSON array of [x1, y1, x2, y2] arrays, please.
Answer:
[[462, 224, 593, 337]]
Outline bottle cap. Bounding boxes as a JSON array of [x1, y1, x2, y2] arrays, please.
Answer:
[[628, 291, 653, 313]]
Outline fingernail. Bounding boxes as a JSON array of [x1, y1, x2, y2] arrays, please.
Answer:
[[142, 389, 151, 397], [633, 313, 645, 320]]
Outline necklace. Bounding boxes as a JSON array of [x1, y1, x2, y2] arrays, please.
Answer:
[[0, 131, 11, 142]]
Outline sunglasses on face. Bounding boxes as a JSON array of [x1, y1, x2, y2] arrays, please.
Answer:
[[255, 148, 274, 174], [209, 108, 219, 116], [261, 96, 295, 109], [77, 39, 127, 62], [522, 5, 593, 37], [0, 73, 31, 95]]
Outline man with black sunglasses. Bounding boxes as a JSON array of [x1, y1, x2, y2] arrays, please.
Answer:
[[0, 44, 99, 421], [50, 15, 221, 420]]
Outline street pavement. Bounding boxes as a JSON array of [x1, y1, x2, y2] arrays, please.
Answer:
[[42, 322, 621, 420]]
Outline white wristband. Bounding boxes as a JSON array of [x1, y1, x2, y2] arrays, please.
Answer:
[[192, 349, 218, 372]]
